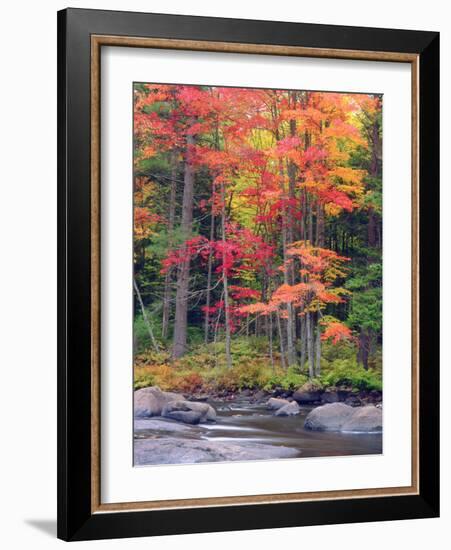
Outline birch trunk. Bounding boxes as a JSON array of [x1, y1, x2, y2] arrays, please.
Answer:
[[221, 182, 232, 369], [134, 278, 159, 352]]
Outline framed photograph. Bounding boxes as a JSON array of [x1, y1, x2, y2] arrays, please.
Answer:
[[57, 8, 439, 541]]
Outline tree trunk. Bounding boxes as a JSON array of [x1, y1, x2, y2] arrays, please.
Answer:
[[204, 194, 215, 343], [308, 196, 314, 244], [283, 229, 296, 366], [286, 96, 298, 355], [162, 152, 177, 339], [212, 291, 224, 368], [172, 134, 195, 359], [314, 204, 324, 373], [276, 310, 287, 370], [268, 311, 274, 368], [368, 207, 377, 248], [358, 329, 373, 370], [316, 202, 325, 248], [134, 278, 159, 352], [315, 310, 322, 376], [300, 315, 306, 370], [300, 188, 306, 241], [221, 182, 232, 369], [306, 310, 314, 379], [278, 158, 296, 367]]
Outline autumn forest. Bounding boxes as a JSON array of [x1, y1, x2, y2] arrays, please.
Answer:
[[133, 83, 383, 399]]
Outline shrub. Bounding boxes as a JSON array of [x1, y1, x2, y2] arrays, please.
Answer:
[[133, 362, 178, 391], [320, 359, 382, 391], [134, 372, 155, 390], [133, 337, 382, 393], [172, 372, 204, 393], [215, 361, 273, 390], [264, 366, 308, 391]]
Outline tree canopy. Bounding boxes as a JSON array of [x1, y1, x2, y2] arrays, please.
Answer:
[[133, 84, 382, 384]]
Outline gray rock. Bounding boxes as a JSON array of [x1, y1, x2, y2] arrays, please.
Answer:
[[341, 405, 382, 432], [369, 390, 383, 403], [337, 389, 351, 401], [304, 403, 355, 431], [274, 401, 300, 416], [345, 395, 361, 407], [321, 391, 340, 403], [305, 403, 383, 433], [252, 390, 269, 403], [187, 394, 209, 402], [134, 438, 300, 465], [134, 386, 183, 418], [293, 390, 322, 403], [293, 383, 323, 403], [134, 418, 196, 433], [161, 400, 216, 424], [267, 397, 290, 410], [162, 409, 203, 424]]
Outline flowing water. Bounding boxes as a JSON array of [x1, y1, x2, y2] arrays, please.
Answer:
[[202, 398, 382, 458], [135, 397, 382, 460]]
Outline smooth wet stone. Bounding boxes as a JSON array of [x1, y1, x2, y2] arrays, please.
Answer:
[[134, 418, 198, 433], [274, 401, 300, 416], [161, 400, 217, 424], [305, 403, 383, 432], [267, 397, 290, 410], [304, 403, 355, 431], [134, 438, 300, 465], [341, 405, 382, 432], [134, 386, 184, 418]]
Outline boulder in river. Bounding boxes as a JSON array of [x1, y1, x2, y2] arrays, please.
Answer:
[[341, 405, 382, 432], [134, 417, 197, 433], [134, 386, 183, 418], [274, 401, 300, 416], [304, 402, 355, 431], [305, 403, 383, 432], [134, 438, 299, 465], [267, 397, 290, 410], [161, 400, 216, 424]]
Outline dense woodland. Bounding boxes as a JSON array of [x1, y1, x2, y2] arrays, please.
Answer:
[[133, 84, 383, 394]]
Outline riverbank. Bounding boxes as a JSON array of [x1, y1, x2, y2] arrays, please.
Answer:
[[185, 385, 383, 408], [134, 338, 382, 399]]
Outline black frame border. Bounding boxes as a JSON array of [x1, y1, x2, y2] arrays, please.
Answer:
[[57, 8, 439, 541]]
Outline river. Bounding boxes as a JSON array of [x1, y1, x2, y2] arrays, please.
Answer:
[[134, 396, 382, 465]]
